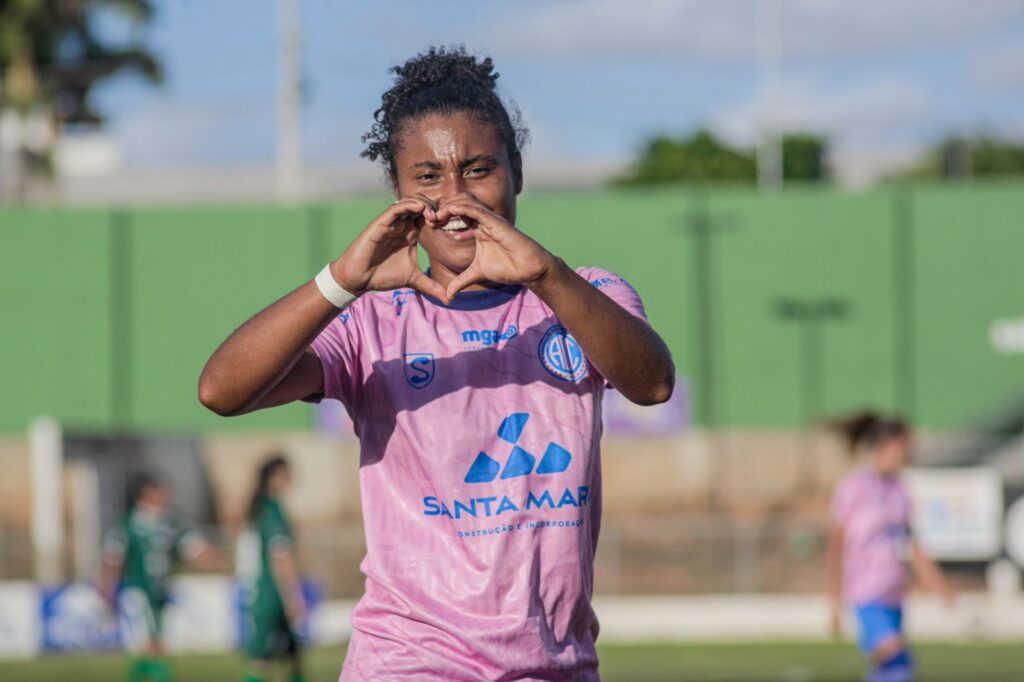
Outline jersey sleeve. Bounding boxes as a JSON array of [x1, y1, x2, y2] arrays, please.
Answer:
[[831, 477, 857, 526], [308, 310, 363, 407], [576, 267, 649, 323]]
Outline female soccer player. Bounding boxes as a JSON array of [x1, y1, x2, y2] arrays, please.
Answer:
[[100, 473, 220, 682], [825, 412, 955, 682], [237, 456, 305, 682], [199, 46, 674, 680]]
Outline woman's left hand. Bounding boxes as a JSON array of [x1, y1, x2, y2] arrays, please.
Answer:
[[435, 194, 557, 301]]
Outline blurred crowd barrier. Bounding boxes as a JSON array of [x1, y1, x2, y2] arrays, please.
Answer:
[[0, 426, 1011, 594]]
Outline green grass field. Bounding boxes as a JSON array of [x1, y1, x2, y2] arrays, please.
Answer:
[[1, 641, 1022, 681]]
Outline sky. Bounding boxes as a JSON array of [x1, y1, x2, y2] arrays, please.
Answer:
[[91, 0, 1024, 184]]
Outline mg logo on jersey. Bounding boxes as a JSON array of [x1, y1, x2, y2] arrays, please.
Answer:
[[404, 353, 435, 389], [461, 324, 518, 348], [464, 413, 572, 483], [539, 325, 588, 382]]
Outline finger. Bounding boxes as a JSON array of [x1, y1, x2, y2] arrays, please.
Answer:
[[445, 261, 485, 303], [407, 193, 439, 224], [409, 270, 448, 301], [379, 197, 429, 227]]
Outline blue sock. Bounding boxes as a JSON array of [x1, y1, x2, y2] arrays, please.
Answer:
[[867, 649, 914, 682]]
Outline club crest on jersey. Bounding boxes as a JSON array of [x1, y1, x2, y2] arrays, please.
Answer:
[[538, 325, 588, 382], [404, 353, 435, 389]]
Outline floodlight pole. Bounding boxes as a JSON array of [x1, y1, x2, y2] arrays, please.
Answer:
[[756, 0, 783, 192], [277, 0, 303, 202], [30, 417, 65, 585], [774, 297, 850, 491]]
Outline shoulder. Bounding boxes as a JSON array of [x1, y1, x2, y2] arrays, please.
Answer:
[[574, 265, 631, 289], [835, 468, 871, 499]]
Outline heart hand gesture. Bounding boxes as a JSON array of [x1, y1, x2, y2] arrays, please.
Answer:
[[436, 195, 557, 301], [329, 196, 446, 300]]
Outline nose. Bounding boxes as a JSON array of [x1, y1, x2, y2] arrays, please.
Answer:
[[436, 173, 474, 206]]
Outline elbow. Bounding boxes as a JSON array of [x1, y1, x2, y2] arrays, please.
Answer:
[[197, 373, 244, 417], [629, 370, 675, 407]]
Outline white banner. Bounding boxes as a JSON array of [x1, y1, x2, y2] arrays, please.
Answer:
[[905, 467, 1003, 561], [0, 582, 41, 658], [163, 575, 236, 653]]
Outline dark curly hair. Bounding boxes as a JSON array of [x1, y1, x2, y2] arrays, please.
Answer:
[[362, 45, 529, 187]]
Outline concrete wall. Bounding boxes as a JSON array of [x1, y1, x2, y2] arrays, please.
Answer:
[[3, 182, 1023, 434]]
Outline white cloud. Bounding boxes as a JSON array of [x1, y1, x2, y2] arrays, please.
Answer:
[[713, 77, 932, 146], [112, 97, 274, 165], [479, 0, 1024, 61]]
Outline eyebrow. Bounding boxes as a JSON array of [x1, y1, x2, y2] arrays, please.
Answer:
[[409, 155, 499, 171]]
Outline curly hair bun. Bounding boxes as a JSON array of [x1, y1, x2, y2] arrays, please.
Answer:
[[391, 45, 499, 98], [361, 45, 528, 184]]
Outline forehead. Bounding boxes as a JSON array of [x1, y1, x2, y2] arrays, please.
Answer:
[[396, 112, 503, 161]]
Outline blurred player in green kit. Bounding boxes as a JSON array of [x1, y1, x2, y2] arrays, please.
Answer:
[[100, 473, 221, 682], [236, 455, 306, 682]]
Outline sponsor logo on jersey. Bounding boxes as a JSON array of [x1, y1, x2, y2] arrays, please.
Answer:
[[422, 413, 588, 525], [538, 325, 588, 382], [404, 353, 435, 389], [390, 289, 412, 317], [590, 275, 626, 289], [460, 324, 518, 348]]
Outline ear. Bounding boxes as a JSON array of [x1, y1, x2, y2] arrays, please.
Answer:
[[388, 161, 401, 199], [511, 151, 524, 195]]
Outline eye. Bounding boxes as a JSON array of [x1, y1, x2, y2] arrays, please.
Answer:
[[416, 172, 440, 183], [465, 165, 492, 178]]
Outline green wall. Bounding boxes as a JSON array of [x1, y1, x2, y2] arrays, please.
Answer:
[[1, 182, 1022, 434]]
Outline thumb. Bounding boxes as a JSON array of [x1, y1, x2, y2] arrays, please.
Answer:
[[409, 270, 448, 302], [445, 262, 484, 303]]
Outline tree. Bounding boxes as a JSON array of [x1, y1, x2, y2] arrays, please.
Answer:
[[781, 134, 828, 182], [615, 130, 755, 186], [0, 0, 162, 200], [905, 135, 1024, 181], [615, 129, 829, 186]]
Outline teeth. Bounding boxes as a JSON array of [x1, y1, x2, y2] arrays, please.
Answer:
[[441, 217, 469, 232]]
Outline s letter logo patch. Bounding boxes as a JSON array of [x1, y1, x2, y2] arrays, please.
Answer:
[[404, 353, 435, 389]]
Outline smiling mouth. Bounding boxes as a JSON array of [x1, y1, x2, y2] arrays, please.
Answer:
[[438, 217, 472, 232]]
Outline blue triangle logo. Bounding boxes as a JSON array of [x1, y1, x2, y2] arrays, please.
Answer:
[[536, 442, 571, 475], [500, 446, 536, 480], [464, 452, 500, 483], [462, 414, 573, 484]]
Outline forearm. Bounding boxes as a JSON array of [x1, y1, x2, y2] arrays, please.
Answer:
[[528, 259, 674, 405], [911, 545, 951, 595], [199, 279, 339, 416], [270, 551, 302, 611], [825, 546, 843, 607], [824, 525, 845, 608]]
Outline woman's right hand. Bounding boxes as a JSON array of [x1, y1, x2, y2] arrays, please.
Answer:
[[329, 196, 447, 300]]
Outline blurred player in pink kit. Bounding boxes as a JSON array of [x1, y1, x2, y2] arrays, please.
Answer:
[[199, 46, 674, 681], [825, 413, 955, 682]]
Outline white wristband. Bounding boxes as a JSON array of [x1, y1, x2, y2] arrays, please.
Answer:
[[314, 263, 358, 309]]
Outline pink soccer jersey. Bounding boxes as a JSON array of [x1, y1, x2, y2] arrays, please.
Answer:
[[310, 266, 647, 681], [831, 467, 913, 606]]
